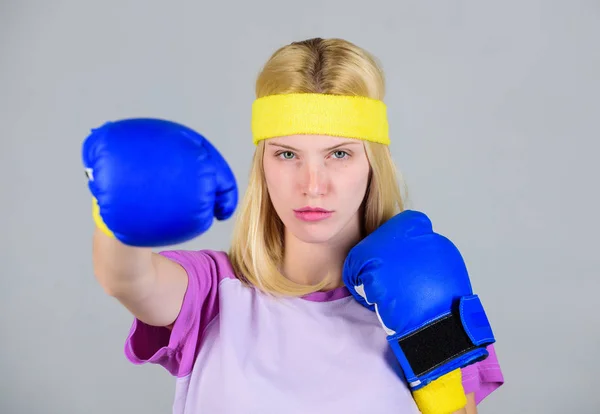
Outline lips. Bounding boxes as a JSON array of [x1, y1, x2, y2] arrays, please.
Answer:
[[294, 207, 332, 213], [293, 207, 333, 222]]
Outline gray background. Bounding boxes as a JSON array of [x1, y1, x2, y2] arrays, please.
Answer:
[[1, 0, 598, 413]]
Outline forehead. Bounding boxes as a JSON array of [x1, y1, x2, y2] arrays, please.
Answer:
[[267, 134, 363, 149]]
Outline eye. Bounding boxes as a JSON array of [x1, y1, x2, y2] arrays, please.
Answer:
[[278, 151, 296, 159], [332, 150, 349, 159]]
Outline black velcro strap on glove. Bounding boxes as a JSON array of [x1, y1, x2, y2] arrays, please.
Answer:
[[397, 294, 495, 377]]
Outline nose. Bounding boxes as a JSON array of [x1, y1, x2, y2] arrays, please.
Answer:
[[301, 161, 327, 197]]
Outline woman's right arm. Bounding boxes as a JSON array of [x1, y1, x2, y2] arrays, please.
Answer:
[[92, 227, 188, 329], [82, 118, 237, 332]]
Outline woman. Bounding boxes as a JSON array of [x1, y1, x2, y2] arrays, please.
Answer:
[[84, 37, 504, 413]]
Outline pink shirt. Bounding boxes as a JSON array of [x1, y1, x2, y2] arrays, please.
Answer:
[[125, 249, 504, 413]]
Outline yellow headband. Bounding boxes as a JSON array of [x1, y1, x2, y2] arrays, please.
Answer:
[[251, 93, 390, 145]]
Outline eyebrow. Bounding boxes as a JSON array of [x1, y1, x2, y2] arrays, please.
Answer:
[[267, 141, 361, 151]]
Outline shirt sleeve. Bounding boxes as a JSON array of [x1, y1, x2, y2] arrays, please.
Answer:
[[461, 344, 505, 404], [123, 249, 230, 378]]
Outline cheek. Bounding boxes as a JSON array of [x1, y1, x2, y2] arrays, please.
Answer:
[[336, 161, 370, 196], [264, 160, 292, 204]]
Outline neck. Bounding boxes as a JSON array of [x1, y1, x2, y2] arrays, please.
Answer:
[[281, 218, 363, 291]]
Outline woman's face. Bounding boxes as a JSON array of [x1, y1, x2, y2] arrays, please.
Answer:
[[263, 134, 371, 245]]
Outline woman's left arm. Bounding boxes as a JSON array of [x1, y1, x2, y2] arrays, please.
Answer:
[[465, 393, 477, 414], [452, 393, 477, 414]]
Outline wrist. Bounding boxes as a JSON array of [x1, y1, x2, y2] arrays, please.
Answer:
[[385, 294, 495, 389], [92, 197, 115, 239], [412, 369, 467, 414]]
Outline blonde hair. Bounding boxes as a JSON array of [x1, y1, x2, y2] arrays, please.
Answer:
[[228, 37, 407, 296]]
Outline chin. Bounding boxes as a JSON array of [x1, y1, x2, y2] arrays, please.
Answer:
[[294, 231, 336, 245], [286, 219, 347, 245]]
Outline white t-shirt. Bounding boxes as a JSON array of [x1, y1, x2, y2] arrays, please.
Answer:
[[124, 249, 504, 413]]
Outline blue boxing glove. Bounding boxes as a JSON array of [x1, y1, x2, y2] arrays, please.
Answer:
[[343, 210, 495, 414], [82, 118, 237, 247]]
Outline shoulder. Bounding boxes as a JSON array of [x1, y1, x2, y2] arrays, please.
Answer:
[[158, 248, 237, 284]]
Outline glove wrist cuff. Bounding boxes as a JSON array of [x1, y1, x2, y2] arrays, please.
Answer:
[[390, 294, 495, 388]]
